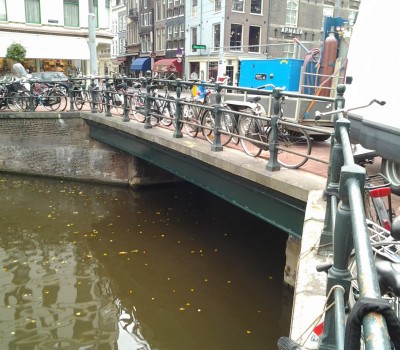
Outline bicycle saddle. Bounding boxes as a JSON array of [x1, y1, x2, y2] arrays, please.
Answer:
[[375, 259, 400, 297], [132, 83, 142, 89], [247, 96, 261, 103]]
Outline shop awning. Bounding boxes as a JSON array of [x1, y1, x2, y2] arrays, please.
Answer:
[[153, 58, 182, 73], [130, 57, 151, 71], [0, 32, 90, 60]]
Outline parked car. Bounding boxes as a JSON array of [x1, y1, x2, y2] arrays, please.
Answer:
[[31, 72, 69, 95]]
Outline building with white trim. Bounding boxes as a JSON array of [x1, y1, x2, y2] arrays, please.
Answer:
[[0, 0, 113, 76]]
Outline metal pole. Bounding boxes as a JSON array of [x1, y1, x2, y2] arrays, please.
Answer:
[[88, 0, 97, 76]]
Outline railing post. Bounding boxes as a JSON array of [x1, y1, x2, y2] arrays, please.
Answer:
[[266, 88, 282, 171], [144, 70, 153, 129], [28, 81, 35, 112], [105, 76, 112, 117], [173, 79, 183, 138], [211, 83, 223, 152], [68, 75, 75, 112], [319, 85, 346, 248], [122, 75, 129, 122], [90, 77, 97, 113]]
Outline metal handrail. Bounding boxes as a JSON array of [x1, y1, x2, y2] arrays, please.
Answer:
[[319, 85, 392, 349]]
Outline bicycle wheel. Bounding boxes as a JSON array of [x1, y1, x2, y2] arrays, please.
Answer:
[[149, 108, 160, 126], [10, 91, 30, 111], [268, 125, 311, 169], [112, 93, 124, 115], [200, 109, 233, 146], [46, 90, 68, 111], [160, 96, 176, 127], [130, 94, 146, 122], [182, 103, 200, 138], [238, 114, 263, 157], [74, 90, 87, 110]]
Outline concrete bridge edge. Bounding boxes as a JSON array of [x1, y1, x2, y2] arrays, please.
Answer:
[[285, 190, 329, 349]]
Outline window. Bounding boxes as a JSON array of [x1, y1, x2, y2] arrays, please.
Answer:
[[232, 0, 244, 12], [64, 0, 79, 27], [156, 0, 161, 21], [93, 0, 99, 28], [192, 0, 197, 16], [167, 26, 173, 40], [191, 27, 198, 52], [105, 0, 110, 28], [25, 0, 40, 24], [213, 23, 220, 51], [251, 0, 262, 14], [230, 24, 242, 51], [156, 28, 161, 50], [285, 0, 298, 26], [214, 0, 221, 12], [248, 26, 260, 52], [283, 43, 294, 58], [208, 61, 218, 80], [0, 0, 7, 21]]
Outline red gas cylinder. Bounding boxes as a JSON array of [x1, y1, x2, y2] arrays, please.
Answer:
[[320, 31, 338, 97]]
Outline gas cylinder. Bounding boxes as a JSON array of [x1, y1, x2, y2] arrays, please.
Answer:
[[320, 31, 338, 97]]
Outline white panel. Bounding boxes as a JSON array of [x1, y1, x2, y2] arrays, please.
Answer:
[[0, 32, 90, 60]]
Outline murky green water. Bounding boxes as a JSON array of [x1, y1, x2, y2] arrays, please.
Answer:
[[0, 174, 293, 350]]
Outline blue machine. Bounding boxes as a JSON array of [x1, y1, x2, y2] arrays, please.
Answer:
[[238, 58, 303, 91]]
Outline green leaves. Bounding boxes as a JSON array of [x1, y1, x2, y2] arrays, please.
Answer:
[[6, 42, 27, 63]]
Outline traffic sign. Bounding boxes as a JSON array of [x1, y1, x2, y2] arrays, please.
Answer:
[[192, 44, 206, 50]]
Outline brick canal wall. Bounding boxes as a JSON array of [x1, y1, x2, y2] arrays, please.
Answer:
[[0, 113, 179, 187]]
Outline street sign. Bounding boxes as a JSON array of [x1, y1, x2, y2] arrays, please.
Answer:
[[192, 44, 206, 50]]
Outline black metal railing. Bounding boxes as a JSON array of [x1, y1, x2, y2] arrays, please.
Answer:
[[319, 85, 393, 350]]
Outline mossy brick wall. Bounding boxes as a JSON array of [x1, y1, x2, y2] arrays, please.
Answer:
[[0, 114, 178, 187]]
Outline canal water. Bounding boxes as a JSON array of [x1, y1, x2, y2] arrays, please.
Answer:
[[0, 174, 293, 350]]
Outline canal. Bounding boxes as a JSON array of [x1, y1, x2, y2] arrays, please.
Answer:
[[0, 174, 293, 350]]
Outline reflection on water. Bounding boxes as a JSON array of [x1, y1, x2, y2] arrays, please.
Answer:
[[0, 174, 292, 350]]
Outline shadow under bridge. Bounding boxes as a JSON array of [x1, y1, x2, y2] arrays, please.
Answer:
[[82, 113, 326, 239]]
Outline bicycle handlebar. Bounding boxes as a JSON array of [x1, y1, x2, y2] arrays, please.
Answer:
[[315, 99, 386, 119]]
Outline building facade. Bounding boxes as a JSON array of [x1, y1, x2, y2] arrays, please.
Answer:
[[0, 0, 113, 76]]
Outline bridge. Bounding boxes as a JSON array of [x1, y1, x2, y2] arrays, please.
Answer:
[[81, 111, 327, 239], [0, 77, 396, 348]]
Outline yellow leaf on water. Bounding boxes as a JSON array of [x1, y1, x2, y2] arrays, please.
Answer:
[[119, 251, 128, 255], [246, 330, 251, 334], [179, 307, 185, 311]]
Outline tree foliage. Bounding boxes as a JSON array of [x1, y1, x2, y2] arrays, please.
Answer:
[[6, 42, 27, 63]]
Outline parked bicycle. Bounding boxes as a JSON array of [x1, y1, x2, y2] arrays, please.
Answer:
[[71, 77, 90, 110], [148, 75, 177, 127], [128, 81, 146, 122], [237, 85, 311, 168]]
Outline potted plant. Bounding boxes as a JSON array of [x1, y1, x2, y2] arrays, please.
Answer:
[[6, 42, 27, 63]]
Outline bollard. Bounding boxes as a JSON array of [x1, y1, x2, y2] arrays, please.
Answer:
[[211, 83, 223, 151], [103, 76, 110, 117], [69, 75, 75, 112], [29, 81, 35, 112], [173, 79, 183, 138], [122, 76, 129, 122], [144, 70, 153, 129], [266, 88, 282, 171], [90, 77, 97, 113]]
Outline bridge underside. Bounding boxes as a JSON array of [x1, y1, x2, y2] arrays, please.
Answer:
[[85, 120, 307, 238]]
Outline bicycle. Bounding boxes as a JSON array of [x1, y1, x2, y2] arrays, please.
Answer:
[[181, 80, 237, 146], [237, 86, 311, 168], [71, 78, 89, 110], [148, 77, 177, 127], [128, 81, 146, 122]]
